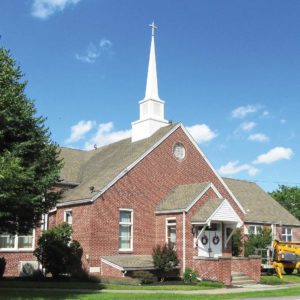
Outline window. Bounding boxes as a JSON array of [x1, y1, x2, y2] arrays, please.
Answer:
[[0, 230, 34, 250], [119, 209, 133, 251], [166, 219, 176, 249], [173, 143, 186, 160], [282, 227, 292, 242], [248, 225, 262, 235], [64, 210, 73, 225]]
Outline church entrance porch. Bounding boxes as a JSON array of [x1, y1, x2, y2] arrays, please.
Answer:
[[197, 223, 222, 258], [191, 198, 243, 258]]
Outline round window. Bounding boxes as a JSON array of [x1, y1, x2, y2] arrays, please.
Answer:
[[173, 142, 186, 160]]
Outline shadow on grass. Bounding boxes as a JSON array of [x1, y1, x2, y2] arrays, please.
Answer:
[[0, 289, 95, 300]]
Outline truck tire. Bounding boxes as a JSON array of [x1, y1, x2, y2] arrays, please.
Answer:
[[284, 268, 294, 275]]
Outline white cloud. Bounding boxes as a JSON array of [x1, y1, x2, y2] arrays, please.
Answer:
[[262, 110, 269, 117], [248, 133, 269, 142], [32, 0, 80, 19], [231, 105, 258, 118], [75, 39, 112, 64], [65, 120, 96, 144], [84, 122, 131, 150], [186, 124, 217, 144], [218, 161, 259, 176], [253, 147, 293, 165], [240, 122, 256, 131]]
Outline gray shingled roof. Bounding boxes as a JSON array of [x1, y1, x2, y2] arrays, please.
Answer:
[[191, 198, 223, 223], [223, 178, 300, 226], [58, 123, 178, 203], [101, 255, 154, 270], [156, 182, 210, 212]]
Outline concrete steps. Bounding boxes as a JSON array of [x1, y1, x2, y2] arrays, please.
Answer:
[[231, 272, 256, 286]]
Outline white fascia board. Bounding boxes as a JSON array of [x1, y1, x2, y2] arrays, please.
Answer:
[[155, 209, 184, 214], [100, 258, 124, 271], [180, 124, 246, 215], [185, 182, 222, 212], [90, 123, 181, 202], [48, 207, 57, 213], [244, 221, 300, 227], [56, 198, 92, 208]]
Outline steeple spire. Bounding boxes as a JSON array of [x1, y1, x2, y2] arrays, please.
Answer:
[[131, 22, 168, 142], [145, 22, 160, 100]]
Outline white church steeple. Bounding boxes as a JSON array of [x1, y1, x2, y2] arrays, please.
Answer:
[[131, 22, 169, 142]]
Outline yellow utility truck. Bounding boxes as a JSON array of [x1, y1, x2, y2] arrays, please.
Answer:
[[272, 240, 300, 278]]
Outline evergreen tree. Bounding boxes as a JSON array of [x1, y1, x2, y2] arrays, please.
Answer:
[[0, 48, 62, 234]]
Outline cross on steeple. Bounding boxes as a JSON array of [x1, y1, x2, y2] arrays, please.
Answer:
[[149, 21, 157, 36]]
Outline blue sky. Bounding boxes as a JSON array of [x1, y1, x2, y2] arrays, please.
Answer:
[[0, 0, 299, 192]]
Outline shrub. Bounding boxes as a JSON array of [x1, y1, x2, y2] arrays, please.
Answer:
[[34, 223, 83, 278], [244, 227, 272, 257], [152, 244, 179, 282], [0, 257, 6, 278], [132, 271, 156, 284], [232, 229, 242, 256], [183, 268, 198, 284]]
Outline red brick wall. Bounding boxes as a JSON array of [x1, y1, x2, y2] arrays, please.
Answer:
[[155, 213, 183, 268], [53, 203, 92, 270], [1, 228, 41, 276], [1, 126, 246, 276], [54, 126, 244, 272], [292, 227, 300, 242], [231, 256, 261, 283], [185, 187, 221, 268], [243, 223, 300, 244], [1, 252, 37, 276], [100, 260, 124, 278], [193, 256, 261, 285], [193, 257, 232, 285]]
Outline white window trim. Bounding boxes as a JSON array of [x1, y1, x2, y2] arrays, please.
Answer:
[[64, 209, 73, 225], [248, 224, 262, 235], [0, 229, 35, 252], [119, 208, 133, 252], [282, 226, 293, 242], [165, 217, 176, 245]]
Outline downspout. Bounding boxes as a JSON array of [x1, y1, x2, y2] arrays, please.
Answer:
[[182, 212, 186, 272], [44, 213, 48, 231]]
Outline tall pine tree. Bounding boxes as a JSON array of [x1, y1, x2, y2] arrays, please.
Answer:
[[0, 48, 62, 234]]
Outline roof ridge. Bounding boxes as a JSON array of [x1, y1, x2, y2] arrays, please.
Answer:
[[222, 177, 256, 184]]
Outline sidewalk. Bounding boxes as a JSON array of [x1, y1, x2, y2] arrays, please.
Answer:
[[101, 283, 300, 294], [1, 283, 300, 295]]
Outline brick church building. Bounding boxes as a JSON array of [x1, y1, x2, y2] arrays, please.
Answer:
[[1, 23, 300, 285]]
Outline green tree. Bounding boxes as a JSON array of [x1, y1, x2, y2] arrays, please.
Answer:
[[270, 185, 300, 220], [244, 227, 272, 257], [152, 244, 179, 282], [0, 48, 62, 234], [232, 229, 242, 256], [34, 223, 83, 278]]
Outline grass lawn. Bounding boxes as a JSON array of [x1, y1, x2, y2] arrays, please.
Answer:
[[105, 280, 223, 290], [0, 279, 223, 291], [261, 274, 300, 285], [1, 287, 300, 300]]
